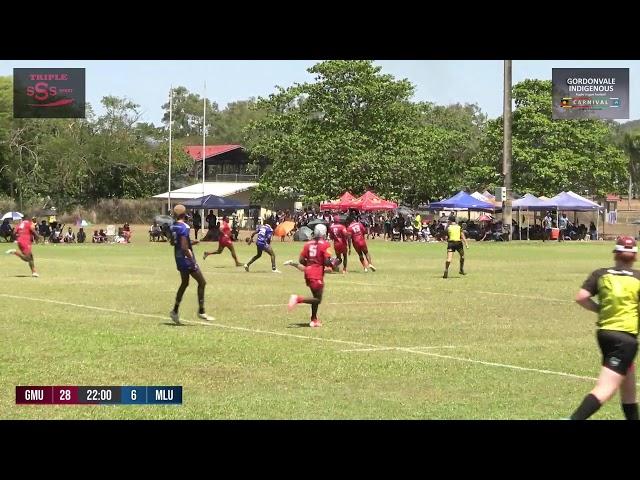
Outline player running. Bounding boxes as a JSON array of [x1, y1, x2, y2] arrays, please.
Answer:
[[286, 224, 334, 328], [329, 218, 349, 273], [442, 216, 468, 279], [569, 236, 639, 420], [203, 215, 243, 267], [347, 215, 376, 272], [169, 205, 214, 325], [6, 216, 39, 277], [244, 222, 281, 273]]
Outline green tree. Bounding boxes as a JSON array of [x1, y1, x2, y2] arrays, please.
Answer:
[[618, 131, 640, 201], [246, 60, 477, 205], [210, 98, 266, 144], [468, 79, 627, 197], [161, 86, 219, 141]]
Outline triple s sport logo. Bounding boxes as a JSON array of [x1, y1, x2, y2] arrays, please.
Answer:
[[13, 68, 85, 118]]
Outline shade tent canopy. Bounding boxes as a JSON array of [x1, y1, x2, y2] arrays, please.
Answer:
[[357, 191, 398, 211], [320, 191, 397, 211], [339, 192, 357, 203], [428, 191, 495, 212], [510, 193, 550, 211], [543, 191, 604, 211], [471, 192, 492, 203], [181, 194, 248, 209], [320, 191, 362, 210]]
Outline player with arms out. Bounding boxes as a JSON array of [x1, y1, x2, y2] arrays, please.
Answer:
[[6, 216, 39, 277], [169, 205, 214, 324], [244, 222, 281, 273], [442, 215, 468, 279], [347, 215, 376, 272], [203, 215, 243, 267], [329, 217, 349, 274], [569, 236, 640, 420], [286, 224, 334, 327]]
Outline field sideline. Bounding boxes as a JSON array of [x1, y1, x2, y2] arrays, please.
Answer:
[[0, 231, 629, 419]]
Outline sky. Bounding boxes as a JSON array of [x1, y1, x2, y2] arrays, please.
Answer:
[[1, 60, 638, 124]]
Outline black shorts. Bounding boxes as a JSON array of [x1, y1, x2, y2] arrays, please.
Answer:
[[597, 329, 638, 375], [447, 241, 464, 253]]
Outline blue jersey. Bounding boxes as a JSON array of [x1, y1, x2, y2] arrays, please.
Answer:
[[171, 221, 196, 271], [256, 224, 273, 248]]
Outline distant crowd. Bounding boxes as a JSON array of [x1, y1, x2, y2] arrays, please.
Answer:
[[0, 217, 132, 244]]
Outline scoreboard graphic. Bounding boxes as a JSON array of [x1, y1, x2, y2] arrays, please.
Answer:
[[16, 386, 182, 405]]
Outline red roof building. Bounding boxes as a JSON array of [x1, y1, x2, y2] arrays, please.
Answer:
[[185, 144, 243, 162], [184, 144, 265, 182]]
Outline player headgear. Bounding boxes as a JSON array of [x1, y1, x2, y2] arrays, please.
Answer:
[[613, 235, 638, 259], [314, 224, 327, 239]]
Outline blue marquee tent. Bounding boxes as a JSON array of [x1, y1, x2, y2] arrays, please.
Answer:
[[428, 191, 495, 212], [542, 191, 603, 212], [181, 194, 248, 210]]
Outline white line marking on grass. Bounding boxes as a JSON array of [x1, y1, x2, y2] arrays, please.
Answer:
[[333, 279, 573, 304], [341, 345, 456, 353], [475, 290, 573, 304], [340, 347, 397, 353], [0, 293, 621, 385]]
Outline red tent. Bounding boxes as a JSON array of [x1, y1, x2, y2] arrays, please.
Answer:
[[320, 191, 362, 210], [357, 191, 398, 211], [339, 192, 356, 203]]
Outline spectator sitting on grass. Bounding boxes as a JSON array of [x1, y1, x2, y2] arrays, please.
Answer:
[[51, 225, 62, 243], [122, 222, 131, 243], [92, 230, 100, 243], [0, 219, 13, 242], [64, 227, 75, 243], [77, 228, 86, 243], [149, 221, 162, 241], [38, 220, 50, 243], [99, 229, 107, 242]]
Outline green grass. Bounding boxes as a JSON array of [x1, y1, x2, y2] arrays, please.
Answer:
[[0, 235, 630, 419]]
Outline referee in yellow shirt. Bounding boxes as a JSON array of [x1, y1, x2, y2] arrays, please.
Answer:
[[570, 236, 639, 420], [443, 216, 468, 279]]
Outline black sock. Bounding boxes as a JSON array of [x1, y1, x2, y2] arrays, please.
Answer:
[[460, 258, 465, 272], [570, 393, 601, 420], [445, 261, 450, 271], [622, 403, 639, 420], [173, 304, 179, 313]]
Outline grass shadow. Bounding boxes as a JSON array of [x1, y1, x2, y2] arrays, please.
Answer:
[[287, 323, 311, 328]]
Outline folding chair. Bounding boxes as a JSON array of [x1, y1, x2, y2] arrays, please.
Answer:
[[106, 225, 116, 243]]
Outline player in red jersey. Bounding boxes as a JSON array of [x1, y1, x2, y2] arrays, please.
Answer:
[[6, 216, 39, 277], [285, 224, 334, 327], [347, 215, 376, 272], [329, 219, 349, 274], [203, 215, 243, 267]]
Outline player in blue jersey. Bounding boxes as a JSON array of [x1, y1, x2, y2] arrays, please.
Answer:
[[243, 222, 281, 273], [169, 205, 214, 324]]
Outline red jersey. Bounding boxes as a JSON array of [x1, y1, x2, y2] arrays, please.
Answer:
[[300, 239, 332, 280], [329, 223, 348, 245], [347, 222, 367, 245], [15, 220, 34, 243], [220, 221, 231, 239]]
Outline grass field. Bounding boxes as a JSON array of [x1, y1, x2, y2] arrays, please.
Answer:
[[0, 230, 632, 419]]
